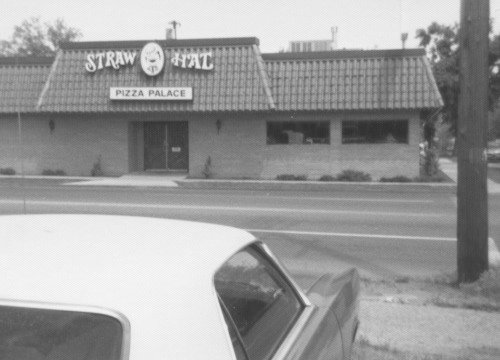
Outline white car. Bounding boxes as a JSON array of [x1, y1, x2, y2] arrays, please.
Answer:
[[0, 215, 360, 360]]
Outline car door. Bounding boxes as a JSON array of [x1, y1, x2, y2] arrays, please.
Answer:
[[214, 242, 345, 360]]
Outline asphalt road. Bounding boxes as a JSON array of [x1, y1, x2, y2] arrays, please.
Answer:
[[1, 179, 499, 284]]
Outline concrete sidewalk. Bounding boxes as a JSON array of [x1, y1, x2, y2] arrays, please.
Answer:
[[63, 173, 185, 187], [439, 158, 500, 194], [359, 299, 500, 359]]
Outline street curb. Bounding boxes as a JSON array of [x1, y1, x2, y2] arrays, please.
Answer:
[[176, 179, 457, 193], [0, 175, 97, 180]]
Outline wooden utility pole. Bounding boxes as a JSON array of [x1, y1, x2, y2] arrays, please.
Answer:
[[457, 0, 489, 283]]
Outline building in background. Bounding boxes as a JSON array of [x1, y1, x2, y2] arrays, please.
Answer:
[[288, 27, 338, 52]]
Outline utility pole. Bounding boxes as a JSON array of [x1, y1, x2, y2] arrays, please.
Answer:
[[457, 0, 489, 283], [169, 20, 181, 40]]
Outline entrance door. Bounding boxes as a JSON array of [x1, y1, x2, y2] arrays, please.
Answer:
[[167, 122, 188, 170], [144, 122, 166, 170]]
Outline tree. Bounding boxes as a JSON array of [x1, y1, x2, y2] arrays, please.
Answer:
[[416, 22, 500, 140], [416, 23, 460, 137], [0, 17, 82, 57]]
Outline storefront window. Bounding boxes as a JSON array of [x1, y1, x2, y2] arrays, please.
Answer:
[[342, 120, 409, 144], [267, 122, 330, 145]]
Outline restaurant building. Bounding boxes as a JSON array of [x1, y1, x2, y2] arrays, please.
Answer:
[[0, 37, 442, 179]]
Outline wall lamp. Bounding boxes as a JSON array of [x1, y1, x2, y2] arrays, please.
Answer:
[[49, 119, 55, 133], [216, 119, 222, 134]]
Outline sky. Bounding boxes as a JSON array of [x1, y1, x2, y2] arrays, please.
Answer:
[[2, 0, 500, 53]]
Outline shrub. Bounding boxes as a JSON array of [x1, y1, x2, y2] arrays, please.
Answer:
[[276, 174, 307, 181], [421, 146, 440, 176], [335, 170, 372, 182], [0, 167, 15, 175], [379, 175, 412, 183], [413, 172, 450, 183], [276, 174, 297, 181], [202, 156, 213, 179], [91, 155, 104, 177], [319, 175, 335, 182], [42, 169, 66, 176]]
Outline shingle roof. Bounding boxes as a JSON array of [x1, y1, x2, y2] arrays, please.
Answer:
[[262, 49, 443, 111], [0, 57, 53, 113], [37, 38, 275, 112]]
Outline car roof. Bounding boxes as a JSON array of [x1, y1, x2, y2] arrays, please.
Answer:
[[0, 214, 256, 359]]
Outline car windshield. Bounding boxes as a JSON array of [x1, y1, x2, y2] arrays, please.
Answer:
[[0, 305, 123, 360]]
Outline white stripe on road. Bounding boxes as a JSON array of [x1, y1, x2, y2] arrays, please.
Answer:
[[248, 229, 500, 265], [0, 199, 446, 218], [246, 229, 457, 241]]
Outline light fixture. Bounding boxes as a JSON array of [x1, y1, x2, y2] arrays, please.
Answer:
[[216, 119, 222, 134], [49, 119, 55, 133]]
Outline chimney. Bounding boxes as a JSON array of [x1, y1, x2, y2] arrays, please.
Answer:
[[166, 28, 174, 40], [331, 26, 338, 50]]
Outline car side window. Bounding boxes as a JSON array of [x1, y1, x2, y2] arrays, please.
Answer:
[[215, 245, 303, 360]]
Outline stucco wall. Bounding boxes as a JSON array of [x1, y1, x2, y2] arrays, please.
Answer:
[[189, 111, 421, 180], [0, 115, 129, 176]]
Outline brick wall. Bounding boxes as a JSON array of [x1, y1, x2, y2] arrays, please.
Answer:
[[1, 110, 421, 179], [189, 111, 421, 180], [0, 115, 129, 176]]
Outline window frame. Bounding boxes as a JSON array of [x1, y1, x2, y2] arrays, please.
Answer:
[[341, 119, 409, 145], [214, 241, 313, 360], [0, 299, 131, 360], [266, 121, 331, 145]]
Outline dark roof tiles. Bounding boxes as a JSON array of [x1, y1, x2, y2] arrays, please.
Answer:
[[264, 50, 443, 110], [37, 41, 274, 112], [0, 58, 53, 113], [0, 40, 443, 114]]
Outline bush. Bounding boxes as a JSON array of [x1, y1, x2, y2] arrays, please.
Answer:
[[319, 175, 335, 182], [335, 170, 372, 182], [91, 155, 104, 177], [202, 156, 213, 179], [421, 146, 440, 176], [42, 169, 66, 176], [413, 172, 450, 183], [276, 174, 307, 181], [0, 167, 15, 175], [379, 175, 412, 183]]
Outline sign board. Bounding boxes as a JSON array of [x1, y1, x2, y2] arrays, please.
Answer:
[[140, 42, 165, 76], [110, 87, 193, 100]]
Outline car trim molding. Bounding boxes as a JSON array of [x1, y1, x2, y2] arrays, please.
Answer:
[[272, 306, 316, 360], [257, 242, 312, 306], [0, 298, 131, 360]]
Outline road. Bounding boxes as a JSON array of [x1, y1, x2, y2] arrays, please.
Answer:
[[1, 178, 499, 284]]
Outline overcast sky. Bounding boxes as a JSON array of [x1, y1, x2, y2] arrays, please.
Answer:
[[2, 0, 500, 53]]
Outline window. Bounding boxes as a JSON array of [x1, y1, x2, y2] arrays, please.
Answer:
[[342, 120, 409, 144], [215, 246, 303, 360], [0, 306, 123, 360], [267, 121, 330, 145]]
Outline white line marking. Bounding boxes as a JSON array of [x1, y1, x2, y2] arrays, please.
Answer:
[[247, 229, 457, 242], [0, 199, 446, 218]]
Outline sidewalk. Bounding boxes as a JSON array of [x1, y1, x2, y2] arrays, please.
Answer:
[[439, 158, 500, 194], [63, 173, 184, 187]]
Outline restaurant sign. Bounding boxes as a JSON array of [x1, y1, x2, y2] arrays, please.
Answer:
[[85, 51, 137, 73], [110, 87, 193, 100], [85, 42, 214, 74]]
